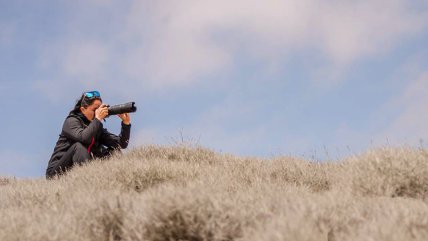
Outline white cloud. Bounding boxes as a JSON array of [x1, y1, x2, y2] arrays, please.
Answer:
[[318, 0, 423, 63], [32, 78, 81, 103], [63, 41, 110, 79], [33, 0, 428, 98], [33, 40, 116, 103], [37, 39, 111, 80]]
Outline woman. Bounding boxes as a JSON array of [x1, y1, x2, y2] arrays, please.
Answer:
[[46, 91, 131, 178]]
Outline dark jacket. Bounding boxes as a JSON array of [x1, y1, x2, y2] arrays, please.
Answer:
[[47, 112, 131, 169]]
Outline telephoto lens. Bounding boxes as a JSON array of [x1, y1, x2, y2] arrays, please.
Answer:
[[107, 102, 137, 115]]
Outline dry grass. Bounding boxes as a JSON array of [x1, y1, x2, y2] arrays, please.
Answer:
[[1, 144, 428, 241]]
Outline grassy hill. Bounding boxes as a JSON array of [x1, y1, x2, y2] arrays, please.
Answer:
[[1, 145, 428, 241]]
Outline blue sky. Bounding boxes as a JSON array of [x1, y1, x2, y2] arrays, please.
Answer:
[[1, 0, 428, 177]]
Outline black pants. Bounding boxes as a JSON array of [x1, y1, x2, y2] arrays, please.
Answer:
[[46, 142, 92, 179]]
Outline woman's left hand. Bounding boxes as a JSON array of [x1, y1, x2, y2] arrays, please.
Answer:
[[118, 113, 131, 125]]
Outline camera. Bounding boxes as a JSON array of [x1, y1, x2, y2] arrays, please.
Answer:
[[107, 102, 137, 116]]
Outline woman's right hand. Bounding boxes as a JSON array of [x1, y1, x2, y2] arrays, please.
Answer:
[[95, 104, 109, 121]]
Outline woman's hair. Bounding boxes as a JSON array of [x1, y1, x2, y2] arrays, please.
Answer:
[[69, 94, 102, 115]]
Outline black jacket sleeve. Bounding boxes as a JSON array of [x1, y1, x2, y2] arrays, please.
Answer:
[[100, 122, 131, 149], [61, 117, 103, 145]]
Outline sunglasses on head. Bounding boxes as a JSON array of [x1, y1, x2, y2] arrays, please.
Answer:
[[83, 91, 101, 99]]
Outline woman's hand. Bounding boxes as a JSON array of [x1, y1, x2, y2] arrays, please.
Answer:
[[95, 104, 109, 121], [118, 113, 131, 125]]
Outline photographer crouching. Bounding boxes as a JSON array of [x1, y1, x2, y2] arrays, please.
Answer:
[[46, 91, 134, 179]]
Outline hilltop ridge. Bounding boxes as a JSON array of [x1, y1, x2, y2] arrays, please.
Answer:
[[1, 145, 428, 241]]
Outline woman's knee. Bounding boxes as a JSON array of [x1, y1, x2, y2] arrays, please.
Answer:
[[71, 142, 87, 151], [71, 142, 91, 164], [72, 142, 90, 156]]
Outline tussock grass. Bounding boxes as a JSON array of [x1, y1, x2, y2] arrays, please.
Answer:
[[0, 176, 15, 186], [1, 145, 428, 240], [342, 147, 428, 200]]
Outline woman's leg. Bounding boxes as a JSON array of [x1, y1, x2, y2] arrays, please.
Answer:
[[46, 142, 91, 178]]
